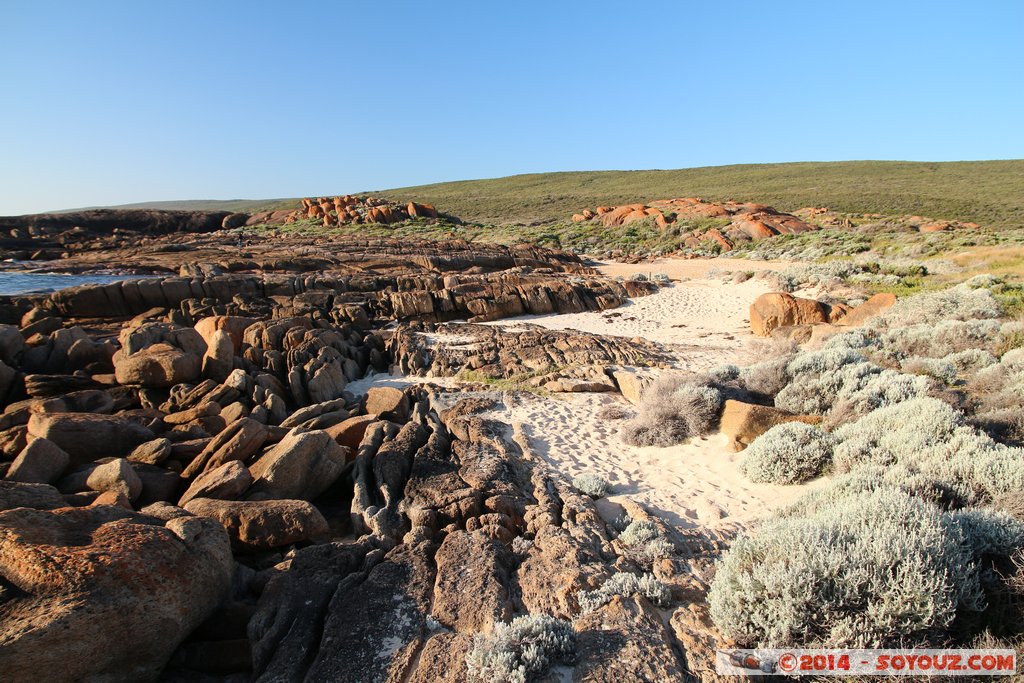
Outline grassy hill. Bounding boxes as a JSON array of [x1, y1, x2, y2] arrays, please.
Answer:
[[67, 160, 1024, 230], [54, 198, 293, 214], [377, 160, 1024, 229]]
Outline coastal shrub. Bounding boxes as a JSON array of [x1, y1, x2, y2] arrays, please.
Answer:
[[876, 319, 1003, 361], [707, 364, 740, 383], [948, 509, 1024, 559], [773, 341, 932, 421], [832, 397, 1024, 499], [825, 368, 933, 426], [1001, 347, 1024, 371], [774, 353, 872, 416], [577, 572, 671, 613], [620, 374, 724, 447], [788, 465, 977, 510], [872, 282, 1002, 328], [902, 356, 959, 384], [973, 407, 1024, 447], [466, 614, 577, 683], [741, 422, 834, 484], [708, 488, 995, 647], [572, 474, 610, 498], [739, 355, 792, 398], [617, 519, 674, 561], [618, 520, 659, 546]]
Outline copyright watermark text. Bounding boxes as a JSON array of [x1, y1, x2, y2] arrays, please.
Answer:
[[716, 649, 1016, 676]]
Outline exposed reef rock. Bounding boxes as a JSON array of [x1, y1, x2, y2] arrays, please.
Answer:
[[391, 322, 673, 379], [0, 223, 710, 681]]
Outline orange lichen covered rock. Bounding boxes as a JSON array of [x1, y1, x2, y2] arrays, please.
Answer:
[[749, 292, 829, 336], [571, 197, 819, 251]]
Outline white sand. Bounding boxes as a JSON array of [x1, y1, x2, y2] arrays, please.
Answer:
[[486, 257, 795, 370], [489, 391, 827, 538]]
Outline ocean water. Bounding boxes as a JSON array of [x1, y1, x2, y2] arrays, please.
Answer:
[[0, 271, 139, 296]]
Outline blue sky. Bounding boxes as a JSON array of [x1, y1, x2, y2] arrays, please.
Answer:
[[1, 0, 1021, 214]]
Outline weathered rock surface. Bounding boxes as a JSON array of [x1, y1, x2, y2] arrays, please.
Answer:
[[26, 412, 156, 465], [115, 342, 202, 388], [392, 322, 672, 379], [749, 292, 830, 337], [575, 596, 688, 682], [183, 497, 329, 550], [0, 504, 232, 682], [247, 429, 347, 501], [365, 386, 410, 421], [432, 529, 513, 632], [0, 480, 66, 511], [719, 399, 822, 451], [5, 438, 69, 484]]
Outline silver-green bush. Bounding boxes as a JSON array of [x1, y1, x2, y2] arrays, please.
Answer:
[[741, 422, 834, 484], [872, 282, 1002, 328], [833, 397, 1024, 499], [572, 474, 610, 498], [465, 614, 577, 683], [617, 519, 675, 562], [739, 355, 792, 398], [577, 572, 671, 613], [708, 488, 996, 647], [621, 374, 724, 447]]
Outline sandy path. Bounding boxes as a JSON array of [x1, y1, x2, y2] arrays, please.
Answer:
[[492, 391, 826, 537]]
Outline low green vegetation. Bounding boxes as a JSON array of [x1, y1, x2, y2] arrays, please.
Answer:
[[376, 160, 1024, 229]]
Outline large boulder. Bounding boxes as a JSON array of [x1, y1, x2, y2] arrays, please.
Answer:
[[0, 325, 26, 366], [247, 429, 348, 501], [194, 316, 255, 355], [749, 292, 829, 337], [0, 505, 232, 682], [835, 292, 897, 327], [0, 480, 66, 511], [365, 386, 410, 421], [325, 414, 377, 452], [718, 399, 821, 451], [181, 417, 268, 479], [179, 460, 252, 507], [201, 329, 235, 382], [5, 438, 69, 485], [182, 497, 329, 551], [26, 412, 156, 465], [114, 343, 202, 388]]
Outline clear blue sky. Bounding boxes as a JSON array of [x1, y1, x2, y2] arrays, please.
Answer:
[[1, 0, 1021, 215]]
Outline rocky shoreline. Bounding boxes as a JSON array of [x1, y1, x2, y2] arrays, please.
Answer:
[[0, 218, 730, 682]]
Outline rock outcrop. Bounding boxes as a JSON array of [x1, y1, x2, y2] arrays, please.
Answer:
[[571, 197, 819, 251], [749, 292, 832, 337], [0, 501, 232, 682], [391, 322, 673, 379]]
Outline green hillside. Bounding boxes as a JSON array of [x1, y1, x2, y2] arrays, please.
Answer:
[[377, 160, 1024, 229], [69, 160, 1023, 230]]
